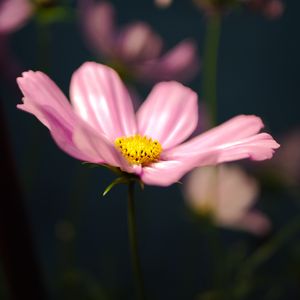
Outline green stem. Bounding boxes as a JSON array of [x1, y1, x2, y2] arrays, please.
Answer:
[[232, 217, 300, 299], [202, 15, 222, 126], [127, 182, 146, 300], [239, 217, 300, 279]]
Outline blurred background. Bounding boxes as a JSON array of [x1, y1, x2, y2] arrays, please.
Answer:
[[1, 0, 300, 299]]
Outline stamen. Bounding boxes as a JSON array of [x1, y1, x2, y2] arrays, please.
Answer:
[[114, 134, 162, 165]]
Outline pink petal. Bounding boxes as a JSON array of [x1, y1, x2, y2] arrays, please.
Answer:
[[70, 62, 137, 141], [141, 152, 218, 187], [263, 0, 284, 19], [135, 40, 200, 83], [163, 115, 279, 166], [212, 133, 280, 162], [137, 81, 198, 149], [233, 211, 271, 236], [0, 0, 32, 34], [141, 160, 192, 186], [79, 0, 116, 57], [17, 70, 124, 167], [17, 101, 99, 162], [116, 22, 163, 63], [72, 122, 134, 171], [164, 115, 270, 157], [17, 71, 75, 123]]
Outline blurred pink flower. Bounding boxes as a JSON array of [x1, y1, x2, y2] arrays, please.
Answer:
[[154, 0, 173, 9], [0, 0, 32, 34], [244, 0, 284, 19], [193, 0, 284, 18], [79, 0, 199, 83], [0, 0, 33, 81], [17, 62, 279, 186], [185, 165, 271, 235]]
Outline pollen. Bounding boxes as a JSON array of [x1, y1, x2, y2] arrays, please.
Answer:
[[114, 134, 162, 165]]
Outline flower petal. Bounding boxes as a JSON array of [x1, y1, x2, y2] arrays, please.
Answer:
[[163, 115, 279, 161], [79, 0, 116, 57], [70, 62, 137, 141], [137, 81, 198, 149], [17, 70, 74, 124], [17, 101, 99, 162], [17, 70, 125, 167], [141, 152, 218, 186], [72, 122, 134, 171], [135, 40, 200, 83], [232, 211, 271, 236], [141, 160, 190, 186], [0, 0, 32, 34], [211, 133, 280, 162], [117, 22, 163, 63]]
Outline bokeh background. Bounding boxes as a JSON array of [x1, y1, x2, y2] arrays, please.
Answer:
[[1, 0, 300, 299]]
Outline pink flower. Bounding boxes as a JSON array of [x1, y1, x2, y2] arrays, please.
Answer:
[[0, 0, 32, 34], [245, 0, 284, 19], [79, 1, 199, 83], [154, 0, 173, 9], [17, 62, 279, 187], [193, 0, 284, 18], [185, 165, 271, 235]]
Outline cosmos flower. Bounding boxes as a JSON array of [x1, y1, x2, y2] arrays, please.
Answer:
[[193, 0, 284, 19], [17, 62, 279, 186], [154, 0, 173, 9], [0, 0, 32, 34], [244, 0, 284, 19], [79, 0, 199, 83], [185, 165, 271, 235]]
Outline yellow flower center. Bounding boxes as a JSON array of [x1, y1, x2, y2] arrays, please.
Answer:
[[114, 134, 162, 165]]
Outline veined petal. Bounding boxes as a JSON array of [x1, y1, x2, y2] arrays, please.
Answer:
[[72, 123, 131, 169], [164, 115, 280, 165], [17, 101, 100, 162], [148, 130, 278, 187], [79, 0, 116, 57], [70, 62, 137, 141], [141, 160, 189, 186], [18, 100, 127, 168], [135, 40, 199, 83], [141, 152, 218, 186], [17, 70, 74, 124], [212, 133, 280, 162], [164, 115, 268, 158], [137, 81, 198, 149], [17, 69, 126, 167]]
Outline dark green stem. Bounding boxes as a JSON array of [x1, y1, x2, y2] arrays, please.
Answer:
[[239, 217, 300, 279], [127, 182, 146, 300], [202, 15, 222, 126], [231, 217, 300, 299]]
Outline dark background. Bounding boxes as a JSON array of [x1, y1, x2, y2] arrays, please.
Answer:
[[1, 0, 299, 299]]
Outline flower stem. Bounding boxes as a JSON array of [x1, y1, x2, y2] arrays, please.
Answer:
[[202, 14, 222, 126], [127, 182, 146, 300], [239, 216, 300, 279]]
